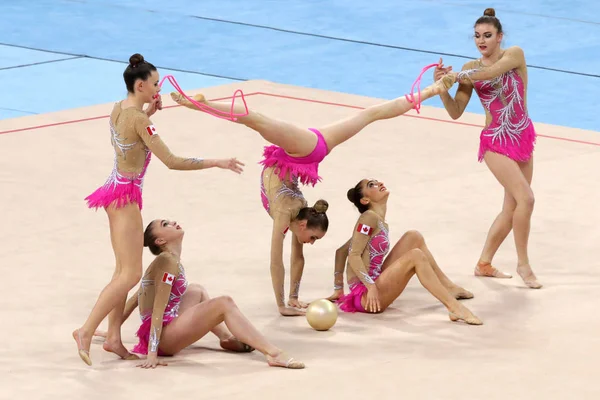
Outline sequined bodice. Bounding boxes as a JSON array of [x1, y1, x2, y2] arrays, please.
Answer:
[[366, 221, 390, 280], [108, 111, 152, 187], [140, 262, 188, 321], [473, 68, 531, 144]]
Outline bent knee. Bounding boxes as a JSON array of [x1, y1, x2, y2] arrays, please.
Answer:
[[403, 230, 425, 247], [188, 283, 207, 293], [407, 248, 427, 263], [115, 269, 142, 289], [188, 283, 209, 299], [214, 295, 236, 310]]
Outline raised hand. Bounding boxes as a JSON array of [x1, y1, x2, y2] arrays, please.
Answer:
[[434, 57, 453, 81], [145, 94, 163, 117]]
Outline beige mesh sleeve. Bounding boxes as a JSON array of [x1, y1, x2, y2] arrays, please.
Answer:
[[146, 254, 180, 355], [347, 211, 380, 288], [134, 115, 207, 171]]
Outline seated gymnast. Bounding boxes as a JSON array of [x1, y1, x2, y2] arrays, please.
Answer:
[[95, 282, 255, 354], [106, 218, 305, 369], [331, 178, 482, 325]]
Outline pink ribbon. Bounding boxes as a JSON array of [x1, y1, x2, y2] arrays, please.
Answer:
[[405, 63, 439, 114], [158, 75, 249, 121]]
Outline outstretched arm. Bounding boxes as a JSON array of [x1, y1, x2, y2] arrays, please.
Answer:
[[134, 115, 244, 173], [457, 46, 525, 83]]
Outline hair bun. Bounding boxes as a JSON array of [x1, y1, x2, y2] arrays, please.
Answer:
[[129, 53, 145, 68], [483, 8, 496, 17], [347, 188, 356, 203], [313, 199, 329, 214]]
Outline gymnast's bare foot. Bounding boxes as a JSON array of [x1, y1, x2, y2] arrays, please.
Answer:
[[279, 306, 306, 316], [447, 285, 474, 300], [220, 336, 255, 353], [475, 261, 512, 279], [103, 337, 139, 360], [93, 329, 107, 339], [448, 304, 483, 325], [72, 328, 92, 366], [170, 92, 206, 109], [517, 264, 542, 289], [267, 350, 305, 369]]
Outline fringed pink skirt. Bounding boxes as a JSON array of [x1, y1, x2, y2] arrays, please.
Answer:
[[337, 283, 368, 313], [86, 152, 151, 210], [131, 315, 176, 356], [85, 176, 145, 210], [478, 121, 537, 163], [259, 128, 328, 187]]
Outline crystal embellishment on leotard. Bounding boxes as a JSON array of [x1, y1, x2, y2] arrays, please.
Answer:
[[110, 120, 136, 159], [275, 176, 305, 202], [164, 263, 187, 319], [290, 280, 301, 298], [459, 68, 531, 147], [456, 69, 475, 82], [360, 271, 376, 284], [367, 221, 389, 281], [84, 114, 153, 210], [105, 119, 150, 191], [149, 326, 159, 352], [185, 157, 204, 165], [347, 220, 390, 286], [132, 263, 188, 355], [477, 72, 530, 146]]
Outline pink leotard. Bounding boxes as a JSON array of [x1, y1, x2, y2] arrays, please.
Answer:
[[472, 68, 536, 162], [85, 111, 153, 210], [338, 221, 390, 313], [259, 128, 328, 214], [132, 262, 188, 355]]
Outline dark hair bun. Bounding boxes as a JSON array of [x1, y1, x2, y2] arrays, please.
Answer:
[[129, 53, 145, 68], [347, 188, 356, 203], [483, 8, 496, 17], [313, 199, 329, 214]]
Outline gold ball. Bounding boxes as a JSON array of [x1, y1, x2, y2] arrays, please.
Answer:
[[306, 299, 338, 331]]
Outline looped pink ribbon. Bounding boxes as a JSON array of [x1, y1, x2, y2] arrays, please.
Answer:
[[158, 75, 249, 121], [404, 63, 439, 114]]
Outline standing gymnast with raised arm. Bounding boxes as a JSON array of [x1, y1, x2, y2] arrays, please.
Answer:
[[435, 8, 542, 289]]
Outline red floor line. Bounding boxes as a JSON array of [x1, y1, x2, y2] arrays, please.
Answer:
[[255, 91, 600, 147], [1, 91, 599, 147], [255, 91, 488, 128], [0, 92, 262, 135]]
